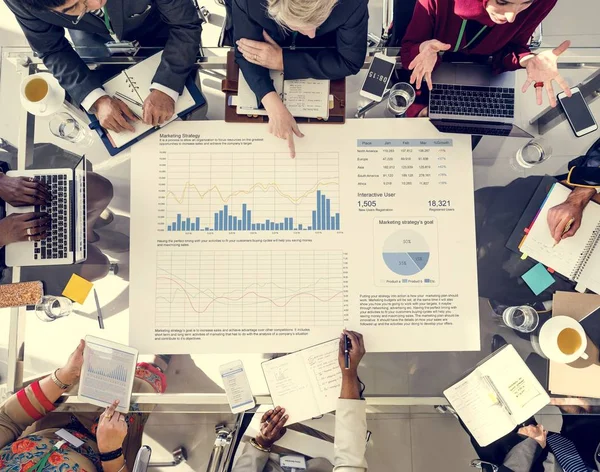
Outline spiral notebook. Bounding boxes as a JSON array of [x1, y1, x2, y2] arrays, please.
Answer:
[[520, 183, 600, 293]]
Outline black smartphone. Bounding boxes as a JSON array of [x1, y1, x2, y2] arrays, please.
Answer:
[[580, 305, 600, 359]]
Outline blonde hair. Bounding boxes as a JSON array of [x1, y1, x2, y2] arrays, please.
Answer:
[[267, 0, 338, 29]]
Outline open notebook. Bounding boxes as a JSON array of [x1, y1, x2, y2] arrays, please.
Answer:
[[101, 52, 197, 149], [236, 70, 330, 119], [262, 339, 341, 425], [444, 345, 549, 447], [520, 183, 600, 293]]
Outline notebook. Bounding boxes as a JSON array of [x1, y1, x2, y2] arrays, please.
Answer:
[[94, 52, 201, 151], [236, 70, 330, 119], [444, 344, 550, 447], [520, 183, 600, 293], [262, 339, 341, 425]]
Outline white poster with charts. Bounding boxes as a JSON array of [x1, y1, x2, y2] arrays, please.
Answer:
[[129, 119, 479, 353]]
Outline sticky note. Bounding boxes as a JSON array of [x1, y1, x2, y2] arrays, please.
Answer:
[[520, 253, 528, 260], [521, 263, 555, 296], [62, 274, 93, 304]]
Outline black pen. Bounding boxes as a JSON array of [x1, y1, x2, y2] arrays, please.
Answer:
[[344, 333, 351, 369]]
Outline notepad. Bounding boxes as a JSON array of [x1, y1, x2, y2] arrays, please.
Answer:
[[522, 263, 555, 296], [262, 339, 341, 425], [520, 183, 600, 294], [444, 345, 549, 447], [62, 274, 93, 304], [236, 70, 330, 119]]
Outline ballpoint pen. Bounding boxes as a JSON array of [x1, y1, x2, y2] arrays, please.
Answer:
[[344, 333, 351, 369], [553, 217, 575, 248], [94, 289, 104, 329]]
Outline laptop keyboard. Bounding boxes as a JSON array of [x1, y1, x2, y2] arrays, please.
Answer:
[[34, 174, 69, 260], [430, 84, 515, 118], [433, 123, 512, 136]]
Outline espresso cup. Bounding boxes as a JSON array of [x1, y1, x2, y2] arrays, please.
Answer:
[[539, 316, 589, 364], [20, 73, 64, 116]]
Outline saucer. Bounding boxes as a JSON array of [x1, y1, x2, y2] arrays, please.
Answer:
[[20, 74, 66, 117]]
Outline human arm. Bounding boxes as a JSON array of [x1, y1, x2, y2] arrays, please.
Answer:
[[547, 186, 597, 242], [400, 0, 438, 72], [97, 401, 130, 472], [503, 425, 546, 471], [0, 340, 84, 448]]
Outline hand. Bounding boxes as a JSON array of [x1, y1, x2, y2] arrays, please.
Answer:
[[521, 40, 571, 107], [518, 424, 547, 448], [0, 173, 50, 207], [0, 212, 50, 247], [547, 188, 596, 242], [236, 31, 284, 71], [263, 92, 304, 158], [56, 339, 85, 386], [408, 40, 451, 90], [142, 89, 175, 127], [338, 330, 366, 373], [255, 406, 288, 449], [94, 96, 137, 133], [97, 400, 128, 454]]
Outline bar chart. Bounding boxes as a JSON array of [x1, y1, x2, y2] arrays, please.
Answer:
[[159, 152, 341, 233], [155, 250, 348, 328]]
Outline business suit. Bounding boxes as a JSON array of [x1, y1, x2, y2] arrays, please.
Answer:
[[232, 0, 368, 101], [5, 0, 202, 107], [232, 399, 368, 472]]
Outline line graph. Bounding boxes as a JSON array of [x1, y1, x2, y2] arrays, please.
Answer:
[[155, 251, 348, 327], [158, 152, 341, 232]]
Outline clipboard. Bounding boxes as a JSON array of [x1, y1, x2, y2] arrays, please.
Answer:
[[86, 73, 206, 156], [222, 51, 346, 124]]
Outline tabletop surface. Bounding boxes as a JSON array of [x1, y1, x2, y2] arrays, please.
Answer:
[[1, 45, 600, 410]]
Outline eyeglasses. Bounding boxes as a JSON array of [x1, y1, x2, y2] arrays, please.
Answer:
[[71, 0, 89, 25]]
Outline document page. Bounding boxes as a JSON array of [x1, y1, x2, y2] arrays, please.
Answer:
[[283, 79, 329, 118], [262, 353, 319, 424], [129, 119, 479, 353], [302, 340, 342, 414]]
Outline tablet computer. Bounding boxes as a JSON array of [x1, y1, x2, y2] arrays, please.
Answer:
[[78, 336, 139, 413]]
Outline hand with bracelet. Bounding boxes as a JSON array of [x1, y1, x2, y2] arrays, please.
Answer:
[[97, 400, 129, 472], [252, 406, 289, 452]]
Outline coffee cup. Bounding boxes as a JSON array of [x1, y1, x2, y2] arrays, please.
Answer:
[[539, 316, 589, 364], [20, 73, 65, 116]]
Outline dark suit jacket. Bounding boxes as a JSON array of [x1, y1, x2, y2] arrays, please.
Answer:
[[5, 0, 202, 106], [232, 0, 368, 101]]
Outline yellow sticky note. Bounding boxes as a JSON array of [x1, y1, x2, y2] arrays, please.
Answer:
[[520, 253, 528, 260], [62, 274, 93, 304]]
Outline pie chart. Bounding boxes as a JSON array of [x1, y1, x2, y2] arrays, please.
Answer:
[[382, 229, 430, 276]]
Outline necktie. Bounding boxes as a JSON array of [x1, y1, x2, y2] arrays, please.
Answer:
[[547, 433, 589, 472]]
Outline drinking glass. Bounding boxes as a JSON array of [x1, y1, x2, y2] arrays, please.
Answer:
[[48, 112, 94, 148], [387, 82, 416, 116], [514, 138, 552, 169], [502, 305, 539, 333], [35, 296, 73, 322]]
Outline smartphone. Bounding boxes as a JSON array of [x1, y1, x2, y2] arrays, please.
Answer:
[[219, 360, 256, 414], [580, 306, 600, 359], [359, 53, 396, 102], [557, 86, 598, 137]]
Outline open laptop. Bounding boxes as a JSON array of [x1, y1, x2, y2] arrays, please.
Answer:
[[429, 63, 533, 138], [5, 156, 87, 267]]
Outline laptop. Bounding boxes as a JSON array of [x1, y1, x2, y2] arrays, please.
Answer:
[[429, 63, 533, 138], [5, 157, 87, 267]]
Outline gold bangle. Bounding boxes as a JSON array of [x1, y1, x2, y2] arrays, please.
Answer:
[[250, 438, 271, 453], [51, 369, 71, 390]]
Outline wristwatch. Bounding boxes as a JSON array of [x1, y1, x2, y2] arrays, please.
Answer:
[[51, 369, 71, 390]]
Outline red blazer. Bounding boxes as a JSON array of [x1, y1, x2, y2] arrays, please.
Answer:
[[401, 0, 557, 73]]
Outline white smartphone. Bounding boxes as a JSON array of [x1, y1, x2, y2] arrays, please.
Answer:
[[557, 86, 598, 137], [219, 360, 256, 414], [359, 53, 396, 102]]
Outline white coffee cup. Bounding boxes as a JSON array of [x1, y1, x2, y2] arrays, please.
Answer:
[[539, 316, 589, 364], [20, 73, 65, 116]]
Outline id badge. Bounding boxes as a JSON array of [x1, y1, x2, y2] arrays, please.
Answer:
[[55, 429, 84, 448], [105, 40, 140, 56], [280, 455, 307, 471]]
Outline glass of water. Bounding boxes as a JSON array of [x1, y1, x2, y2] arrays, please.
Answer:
[[48, 112, 94, 148], [502, 305, 540, 333], [35, 295, 73, 322], [387, 82, 416, 116], [514, 138, 553, 169]]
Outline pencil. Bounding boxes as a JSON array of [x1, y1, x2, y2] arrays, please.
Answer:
[[553, 217, 575, 248], [94, 289, 104, 329]]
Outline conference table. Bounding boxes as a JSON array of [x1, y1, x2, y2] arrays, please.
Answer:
[[1, 45, 600, 450]]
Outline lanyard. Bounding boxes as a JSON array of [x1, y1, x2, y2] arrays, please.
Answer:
[[102, 7, 120, 42], [453, 19, 488, 52], [31, 440, 67, 472]]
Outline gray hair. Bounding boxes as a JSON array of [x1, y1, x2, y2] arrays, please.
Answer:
[[267, 0, 338, 29]]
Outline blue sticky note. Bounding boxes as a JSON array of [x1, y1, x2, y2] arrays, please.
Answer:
[[521, 263, 556, 296]]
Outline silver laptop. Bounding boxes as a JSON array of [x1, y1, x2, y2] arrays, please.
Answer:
[[429, 63, 533, 138], [5, 157, 87, 267]]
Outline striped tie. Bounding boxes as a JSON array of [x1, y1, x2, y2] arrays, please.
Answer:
[[547, 434, 589, 472], [88, 8, 105, 20]]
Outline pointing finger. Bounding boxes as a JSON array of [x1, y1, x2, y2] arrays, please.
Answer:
[[287, 134, 296, 159]]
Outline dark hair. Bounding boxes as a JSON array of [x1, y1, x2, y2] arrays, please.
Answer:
[[21, 0, 71, 12]]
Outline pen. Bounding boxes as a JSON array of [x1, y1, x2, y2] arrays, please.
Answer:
[[553, 217, 575, 248], [94, 289, 104, 329], [344, 333, 350, 369], [112, 94, 143, 121], [483, 375, 512, 416]]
